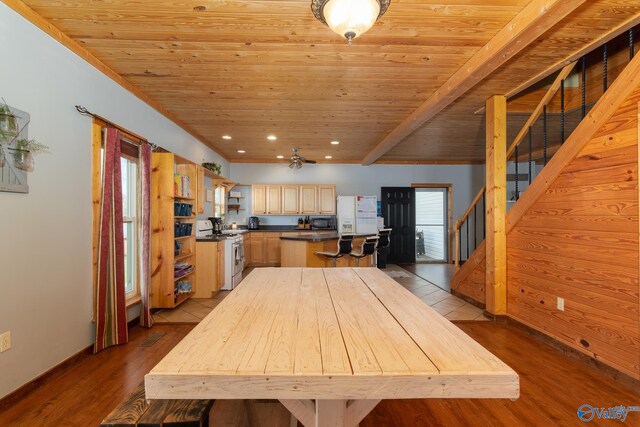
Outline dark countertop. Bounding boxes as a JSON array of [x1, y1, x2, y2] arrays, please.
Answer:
[[280, 233, 375, 242], [196, 236, 227, 242], [280, 233, 340, 242]]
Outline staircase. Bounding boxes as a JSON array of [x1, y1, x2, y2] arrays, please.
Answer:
[[451, 30, 640, 379]]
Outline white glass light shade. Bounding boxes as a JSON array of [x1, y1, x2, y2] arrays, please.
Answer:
[[323, 0, 380, 42]]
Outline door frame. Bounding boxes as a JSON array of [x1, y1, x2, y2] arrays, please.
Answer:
[[412, 183, 453, 264]]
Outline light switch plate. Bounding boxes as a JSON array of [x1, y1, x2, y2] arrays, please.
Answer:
[[0, 331, 11, 352], [557, 297, 565, 311]]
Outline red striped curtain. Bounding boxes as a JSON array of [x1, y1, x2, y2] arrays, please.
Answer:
[[94, 128, 128, 353], [138, 142, 153, 328]]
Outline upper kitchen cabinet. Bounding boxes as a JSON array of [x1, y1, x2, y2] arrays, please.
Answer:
[[266, 185, 282, 214], [318, 185, 336, 214], [251, 185, 267, 214], [251, 184, 336, 215], [299, 185, 318, 214], [282, 185, 300, 215]]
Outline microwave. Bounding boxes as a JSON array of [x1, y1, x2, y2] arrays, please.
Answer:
[[311, 217, 335, 230]]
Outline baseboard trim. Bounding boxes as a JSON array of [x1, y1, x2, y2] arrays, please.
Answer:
[[0, 316, 143, 409], [500, 316, 640, 388], [0, 343, 93, 410]]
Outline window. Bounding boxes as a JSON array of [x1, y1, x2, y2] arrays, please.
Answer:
[[214, 184, 226, 218], [415, 188, 448, 262], [99, 139, 140, 301], [121, 155, 139, 298]]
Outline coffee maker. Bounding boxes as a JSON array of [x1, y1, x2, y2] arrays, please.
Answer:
[[208, 217, 223, 234], [248, 216, 260, 230]]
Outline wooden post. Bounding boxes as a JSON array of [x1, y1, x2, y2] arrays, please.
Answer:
[[454, 220, 460, 271], [485, 95, 507, 315]]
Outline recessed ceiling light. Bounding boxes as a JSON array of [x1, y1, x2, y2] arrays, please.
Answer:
[[237, 150, 246, 154], [325, 155, 333, 159], [276, 155, 284, 159], [330, 140, 340, 145], [193, 5, 206, 12], [267, 135, 277, 141], [222, 135, 232, 140]]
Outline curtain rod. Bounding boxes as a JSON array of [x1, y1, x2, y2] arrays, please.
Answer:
[[75, 105, 161, 150]]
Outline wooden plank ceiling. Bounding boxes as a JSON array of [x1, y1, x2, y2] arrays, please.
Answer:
[[16, 0, 640, 163]]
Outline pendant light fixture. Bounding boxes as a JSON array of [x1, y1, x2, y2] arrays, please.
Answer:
[[311, 0, 391, 45]]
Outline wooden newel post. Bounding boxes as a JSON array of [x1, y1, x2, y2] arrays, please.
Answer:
[[485, 95, 507, 315], [454, 220, 460, 271]]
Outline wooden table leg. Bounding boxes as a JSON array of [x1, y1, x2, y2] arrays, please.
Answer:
[[280, 399, 380, 427], [316, 400, 347, 426]]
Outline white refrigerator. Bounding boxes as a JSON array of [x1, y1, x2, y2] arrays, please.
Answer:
[[337, 195, 379, 234]]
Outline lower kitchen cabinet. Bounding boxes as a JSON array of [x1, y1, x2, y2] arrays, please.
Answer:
[[247, 232, 280, 266], [194, 241, 224, 298], [243, 233, 251, 270], [266, 234, 281, 264]]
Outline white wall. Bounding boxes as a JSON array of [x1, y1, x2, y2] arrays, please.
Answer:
[[0, 4, 228, 399], [229, 163, 485, 226]]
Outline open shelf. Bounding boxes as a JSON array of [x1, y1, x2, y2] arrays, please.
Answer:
[[174, 195, 195, 201], [175, 235, 193, 241], [174, 252, 194, 262], [174, 269, 195, 282], [175, 216, 196, 219], [174, 291, 194, 307]]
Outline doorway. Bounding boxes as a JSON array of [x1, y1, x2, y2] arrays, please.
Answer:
[[381, 187, 416, 264], [415, 187, 449, 263]]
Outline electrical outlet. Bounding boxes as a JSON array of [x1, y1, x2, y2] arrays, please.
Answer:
[[0, 331, 11, 352], [557, 297, 565, 311]]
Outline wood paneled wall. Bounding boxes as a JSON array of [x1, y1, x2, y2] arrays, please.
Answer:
[[507, 85, 640, 379], [451, 241, 486, 305]]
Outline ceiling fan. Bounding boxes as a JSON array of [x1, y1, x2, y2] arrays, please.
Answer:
[[289, 147, 317, 169]]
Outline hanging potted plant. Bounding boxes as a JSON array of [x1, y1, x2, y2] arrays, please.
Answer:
[[0, 103, 18, 139], [12, 138, 49, 172]]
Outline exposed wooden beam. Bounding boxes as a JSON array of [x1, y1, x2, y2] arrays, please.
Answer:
[[505, 61, 577, 158], [0, 0, 228, 161], [361, 0, 587, 166], [485, 95, 507, 316]]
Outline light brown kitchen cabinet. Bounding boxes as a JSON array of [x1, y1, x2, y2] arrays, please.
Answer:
[[266, 185, 282, 214], [196, 165, 205, 214], [251, 185, 267, 215], [281, 185, 300, 214], [299, 185, 318, 214], [194, 241, 220, 298], [266, 233, 282, 264], [318, 185, 336, 214], [250, 232, 266, 265], [243, 233, 251, 269], [216, 243, 224, 290]]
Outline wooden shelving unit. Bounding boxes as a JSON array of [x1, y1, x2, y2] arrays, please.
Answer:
[[151, 152, 198, 309]]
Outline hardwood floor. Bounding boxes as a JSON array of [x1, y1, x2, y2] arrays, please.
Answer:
[[1, 322, 638, 426]]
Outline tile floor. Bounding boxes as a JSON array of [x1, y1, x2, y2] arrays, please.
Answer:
[[153, 265, 488, 324]]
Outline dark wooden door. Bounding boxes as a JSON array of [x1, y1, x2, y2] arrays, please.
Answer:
[[381, 187, 416, 264]]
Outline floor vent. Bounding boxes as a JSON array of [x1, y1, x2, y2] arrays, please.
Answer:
[[140, 332, 166, 347]]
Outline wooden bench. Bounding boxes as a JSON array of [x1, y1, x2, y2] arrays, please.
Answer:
[[100, 382, 213, 427]]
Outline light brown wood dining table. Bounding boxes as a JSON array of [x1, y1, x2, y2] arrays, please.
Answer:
[[145, 267, 519, 427]]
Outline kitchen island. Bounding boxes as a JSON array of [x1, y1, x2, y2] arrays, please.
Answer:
[[280, 233, 374, 267]]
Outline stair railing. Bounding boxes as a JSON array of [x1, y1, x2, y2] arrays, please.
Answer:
[[506, 26, 637, 201], [454, 185, 485, 271]]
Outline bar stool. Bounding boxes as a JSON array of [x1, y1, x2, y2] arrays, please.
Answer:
[[349, 236, 379, 267], [314, 234, 355, 267], [375, 228, 392, 268]]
